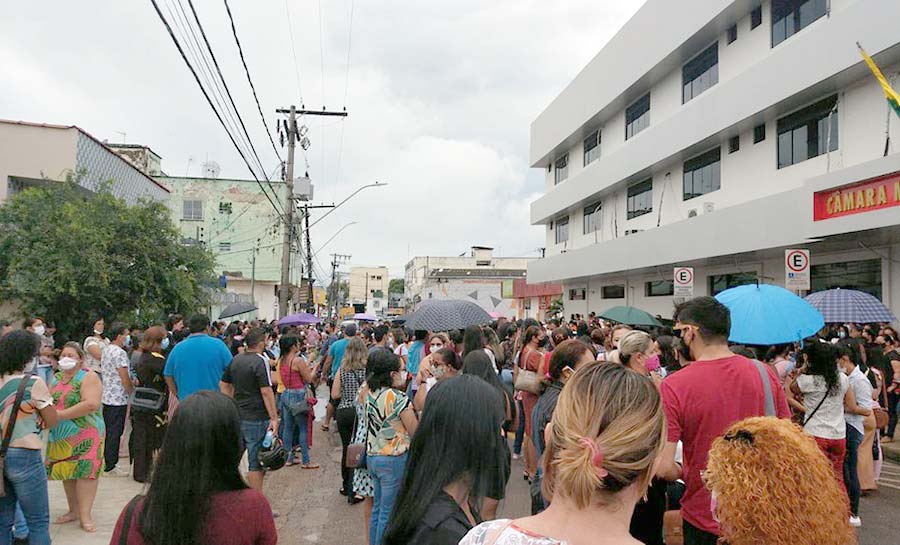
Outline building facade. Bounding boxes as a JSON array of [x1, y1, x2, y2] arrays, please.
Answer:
[[405, 247, 531, 317], [0, 120, 169, 204], [512, 279, 563, 322], [528, 0, 900, 320], [349, 266, 390, 315]]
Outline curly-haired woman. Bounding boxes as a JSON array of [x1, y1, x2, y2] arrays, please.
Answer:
[[704, 417, 854, 545]]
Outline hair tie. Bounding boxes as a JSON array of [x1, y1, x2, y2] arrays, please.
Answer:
[[578, 437, 609, 478]]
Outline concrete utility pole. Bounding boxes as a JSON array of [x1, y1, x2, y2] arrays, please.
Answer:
[[304, 207, 314, 313], [329, 253, 351, 318], [276, 105, 348, 318]]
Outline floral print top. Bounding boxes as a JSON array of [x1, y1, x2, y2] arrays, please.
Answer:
[[460, 520, 567, 545], [365, 387, 411, 457]]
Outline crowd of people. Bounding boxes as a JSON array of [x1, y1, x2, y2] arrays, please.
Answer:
[[0, 299, 896, 545]]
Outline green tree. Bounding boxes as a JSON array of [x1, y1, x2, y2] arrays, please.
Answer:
[[0, 180, 216, 342], [389, 278, 405, 294]]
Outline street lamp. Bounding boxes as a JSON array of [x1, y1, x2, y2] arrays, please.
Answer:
[[308, 181, 388, 230]]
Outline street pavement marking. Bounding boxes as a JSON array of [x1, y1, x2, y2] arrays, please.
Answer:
[[879, 461, 900, 490]]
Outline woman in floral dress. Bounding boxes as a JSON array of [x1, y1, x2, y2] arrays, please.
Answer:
[[46, 342, 105, 534]]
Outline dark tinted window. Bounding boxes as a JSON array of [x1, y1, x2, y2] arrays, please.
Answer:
[[709, 272, 758, 296], [645, 280, 675, 297], [810, 259, 882, 300], [583, 130, 601, 166], [754, 123, 766, 143], [683, 44, 719, 103], [555, 217, 569, 244], [728, 135, 740, 154], [772, 0, 827, 47], [751, 6, 762, 29], [777, 95, 838, 168], [602, 285, 625, 299], [554, 154, 569, 184], [626, 94, 651, 139], [569, 289, 586, 301], [627, 179, 653, 219], [683, 147, 721, 201], [727, 25, 737, 44], [583, 202, 602, 234]]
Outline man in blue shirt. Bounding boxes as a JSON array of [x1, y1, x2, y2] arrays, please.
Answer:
[[163, 314, 233, 400], [321, 322, 356, 431]]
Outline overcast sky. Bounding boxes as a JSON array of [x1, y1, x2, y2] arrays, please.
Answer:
[[1, 0, 643, 280]]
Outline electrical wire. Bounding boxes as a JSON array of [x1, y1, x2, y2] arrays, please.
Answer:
[[334, 0, 354, 192], [150, 0, 284, 219], [283, 0, 305, 104]]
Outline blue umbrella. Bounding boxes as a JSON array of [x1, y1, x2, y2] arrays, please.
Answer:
[[804, 288, 897, 324], [715, 284, 824, 345]]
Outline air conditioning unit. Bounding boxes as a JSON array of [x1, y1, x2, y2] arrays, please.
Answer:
[[625, 229, 643, 236]]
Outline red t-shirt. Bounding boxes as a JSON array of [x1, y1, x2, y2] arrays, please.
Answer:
[[110, 489, 277, 545], [660, 355, 790, 535]]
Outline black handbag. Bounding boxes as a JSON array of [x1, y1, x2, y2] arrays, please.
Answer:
[[0, 377, 31, 497], [130, 387, 166, 413]]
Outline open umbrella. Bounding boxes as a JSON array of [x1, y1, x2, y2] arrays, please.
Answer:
[[278, 312, 320, 326], [598, 306, 662, 327], [715, 284, 824, 345], [218, 302, 258, 320], [404, 300, 492, 331], [804, 288, 897, 324], [353, 312, 378, 322]]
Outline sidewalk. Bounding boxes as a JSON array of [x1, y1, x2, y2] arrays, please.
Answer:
[[881, 437, 900, 463]]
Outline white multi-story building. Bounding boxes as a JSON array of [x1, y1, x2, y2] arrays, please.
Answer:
[[527, 0, 900, 320]]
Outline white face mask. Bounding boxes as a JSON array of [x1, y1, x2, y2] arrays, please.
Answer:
[[33, 325, 45, 336], [58, 357, 78, 371]]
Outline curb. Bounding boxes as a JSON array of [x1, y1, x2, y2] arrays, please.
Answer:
[[882, 442, 900, 464]]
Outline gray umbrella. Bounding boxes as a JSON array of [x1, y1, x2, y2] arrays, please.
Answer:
[[218, 302, 258, 319], [404, 300, 492, 331]]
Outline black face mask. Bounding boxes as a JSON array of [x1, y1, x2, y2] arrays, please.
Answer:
[[537, 337, 549, 348], [682, 331, 696, 362]]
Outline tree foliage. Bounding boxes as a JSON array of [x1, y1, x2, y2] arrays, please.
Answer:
[[0, 180, 216, 343], [389, 278, 405, 294]]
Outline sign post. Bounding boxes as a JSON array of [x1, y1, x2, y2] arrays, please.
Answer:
[[673, 267, 694, 297], [785, 249, 811, 291]]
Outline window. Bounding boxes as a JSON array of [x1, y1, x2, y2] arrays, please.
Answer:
[[709, 271, 758, 296], [728, 135, 740, 154], [682, 44, 718, 103], [727, 25, 738, 44], [777, 95, 838, 168], [554, 154, 569, 185], [772, 0, 827, 47], [645, 280, 675, 297], [182, 200, 203, 221], [751, 6, 763, 29], [627, 180, 653, 219], [683, 147, 721, 200], [569, 288, 586, 301], [583, 202, 602, 234], [583, 130, 601, 166], [754, 123, 766, 143], [811, 259, 882, 300], [476, 260, 491, 266], [602, 285, 625, 299], [625, 93, 651, 139], [218, 242, 231, 252], [218, 202, 233, 214], [555, 217, 569, 244]]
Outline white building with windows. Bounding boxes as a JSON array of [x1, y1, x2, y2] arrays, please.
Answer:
[[528, 0, 900, 320]]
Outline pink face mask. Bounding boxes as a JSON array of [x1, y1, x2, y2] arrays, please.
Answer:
[[645, 354, 661, 372]]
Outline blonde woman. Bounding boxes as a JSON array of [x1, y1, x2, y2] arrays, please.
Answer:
[[461, 362, 665, 545], [331, 336, 368, 501], [608, 330, 663, 387], [704, 417, 854, 545]]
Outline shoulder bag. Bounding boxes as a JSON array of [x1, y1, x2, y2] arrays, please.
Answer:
[[0, 377, 32, 497], [514, 349, 543, 395], [345, 389, 390, 469], [874, 369, 889, 429]]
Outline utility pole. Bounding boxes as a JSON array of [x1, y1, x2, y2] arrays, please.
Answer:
[[250, 249, 257, 305], [276, 105, 348, 319], [304, 207, 314, 313], [329, 253, 351, 319]]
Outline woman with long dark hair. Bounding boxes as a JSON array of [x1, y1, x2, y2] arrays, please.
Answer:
[[278, 335, 316, 468], [463, 351, 513, 521], [384, 375, 506, 545], [514, 326, 546, 482], [131, 326, 169, 483], [110, 391, 276, 545]]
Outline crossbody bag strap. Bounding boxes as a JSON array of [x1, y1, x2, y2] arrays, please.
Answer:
[[1, 377, 31, 458], [751, 360, 775, 417], [803, 391, 829, 427], [119, 495, 143, 545]]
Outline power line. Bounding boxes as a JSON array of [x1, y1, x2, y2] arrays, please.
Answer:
[[334, 0, 354, 190], [282, 0, 304, 103], [150, 0, 284, 219]]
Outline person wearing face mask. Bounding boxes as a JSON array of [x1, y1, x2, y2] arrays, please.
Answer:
[[655, 297, 792, 545], [514, 326, 548, 483], [46, 342, 105, 534], [837, 345, 874, 527], [24, 317, 53, 385], [83, 317, 108, 376], [415, 332, 451, 390], [611, 331, 664, 387], [100, 322, 134, 477], [365, 349, 419, 545], [413, 347, 462, 412]]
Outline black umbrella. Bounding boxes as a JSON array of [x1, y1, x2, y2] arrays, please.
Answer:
[[218, 302, 258, 319], [404, 300, 491, 331]]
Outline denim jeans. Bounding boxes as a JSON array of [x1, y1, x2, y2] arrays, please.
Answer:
[[240, 420, 270, 472], [0, 448, 50, 545], [279, 389, 309, 465], [368, 453, 408, 545], [12, 504, 27, 540], [844, 423, 863, 516]]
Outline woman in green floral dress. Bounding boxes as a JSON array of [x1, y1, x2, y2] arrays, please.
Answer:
[[46, 342, 105, 534]]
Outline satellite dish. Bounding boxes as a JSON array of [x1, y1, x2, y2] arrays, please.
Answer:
[[203, 161, 221, 178]]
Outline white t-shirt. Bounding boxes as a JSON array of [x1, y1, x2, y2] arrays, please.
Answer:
[[797, 373, 849, 440]]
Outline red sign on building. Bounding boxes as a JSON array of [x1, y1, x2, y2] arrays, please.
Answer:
[[813, 171, 900, 221]]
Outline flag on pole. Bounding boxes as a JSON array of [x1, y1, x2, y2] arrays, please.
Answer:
[[857, 42, 900, 120]]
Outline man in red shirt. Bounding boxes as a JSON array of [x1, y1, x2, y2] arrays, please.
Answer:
[[657, 297, 791, 545]]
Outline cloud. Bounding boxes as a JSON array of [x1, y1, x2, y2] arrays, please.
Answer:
[[0, 0, 644, 279]]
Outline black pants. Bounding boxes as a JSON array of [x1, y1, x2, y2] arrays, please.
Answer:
[[336, 407, 357, 495], [132, 411, 167, 483], [684, 519, 719, 545], [887, 391, 900, 437], [103, 404, 128, 471]]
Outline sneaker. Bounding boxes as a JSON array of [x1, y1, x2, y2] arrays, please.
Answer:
[[849, 515, 861, 527], [110, 465, 131, 478], [511, 453, 521, 461]]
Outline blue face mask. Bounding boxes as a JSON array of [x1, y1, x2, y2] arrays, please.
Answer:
[[161, 337, 171, 350], [123, 335, 132, 349]]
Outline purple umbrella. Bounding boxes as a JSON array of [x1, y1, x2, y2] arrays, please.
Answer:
[[353, 312, 378, 322], [278, 312, 320, 326]]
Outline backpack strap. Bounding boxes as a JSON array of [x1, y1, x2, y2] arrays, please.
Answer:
[[1, 377, 31, 459], [751, 359, 775, 417]]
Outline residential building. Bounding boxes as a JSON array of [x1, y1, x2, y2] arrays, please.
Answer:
[[0, 120, 169, 204], [349, 266, 389, 315], [527, 0, 900, 319], [405, 247, 531, 317], [512, 279, 563, 322], [106, 144, 163, 176]]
